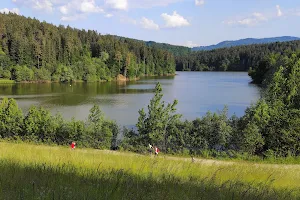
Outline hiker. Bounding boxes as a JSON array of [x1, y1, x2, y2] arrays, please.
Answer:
[[155, 146, 160, 156], [148, 144, 153, 154], [71, 141, 76, 150]]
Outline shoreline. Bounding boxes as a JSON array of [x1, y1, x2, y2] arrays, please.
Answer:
[[0, 73, 176, 84]]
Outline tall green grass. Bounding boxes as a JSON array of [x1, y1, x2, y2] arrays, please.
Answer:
[[0, 142, 299, 199]]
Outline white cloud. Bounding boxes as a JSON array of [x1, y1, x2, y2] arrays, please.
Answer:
[[128, 0, 182, 9], [195, 0, 204, 6], [0, 8, 20, 14], [161, 11, 190, 28], [105, 13, 113, 18], [58, 0, 103, 15], [276, 5, 283, 17], [13, 0, 54, 12], [80, 0, 103, 13], [224, 12, 268, 26], [59, 5, 68, 15], [253, 12, 267, 21], [140, 17, 159, 30], [105, 0, 128, 10], [184, 41, 199, 47], [61, 14, 85, 21]]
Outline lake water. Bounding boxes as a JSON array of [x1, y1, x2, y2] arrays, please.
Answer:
[[0, 72, 260, 126]]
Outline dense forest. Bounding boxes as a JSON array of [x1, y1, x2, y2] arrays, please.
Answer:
[[145, 41, 191, 57], [0, 13, 175, 82], [191, 36, 300, 51], [1, 52, 299, 158], [175, 40, 300, 72]]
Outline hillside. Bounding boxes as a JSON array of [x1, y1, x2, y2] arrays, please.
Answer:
[[176, 40, 300, 71], [192, 36, 300, 51], [0, 13, 175, 82], [145, 41, 191, 56], [1, 142, 299, 200]]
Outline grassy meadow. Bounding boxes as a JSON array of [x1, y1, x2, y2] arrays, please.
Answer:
[[0, 142, 299, 200]]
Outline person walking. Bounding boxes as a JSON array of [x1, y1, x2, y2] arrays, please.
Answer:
[[155, 146, 160, 156], [148, 144, 153, 155]]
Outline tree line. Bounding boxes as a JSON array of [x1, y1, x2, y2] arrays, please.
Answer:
[[0, 13, 175, 82], [0, 52, 299, 157], [174, 40, 300, 72], [0, 98, 119, 149]]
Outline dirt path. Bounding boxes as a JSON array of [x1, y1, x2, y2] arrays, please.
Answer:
[[100, 150, 300, 169]]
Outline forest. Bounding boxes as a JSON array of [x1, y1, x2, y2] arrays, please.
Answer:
[[1, 51, 299, 158], [175, 40, 300, 72], [0, 13, 175, 82]]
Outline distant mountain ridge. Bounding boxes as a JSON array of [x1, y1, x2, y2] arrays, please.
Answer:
[[192, 36, 300, 51]]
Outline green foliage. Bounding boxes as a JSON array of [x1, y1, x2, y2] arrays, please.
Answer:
[[85, 105, 115, 149], [241, 53, 300, 156], [135, 83, 182, 151], [0, 13, 176, 82], [33, 68, 51, 81], [0, 97, 119, 150], [11, 65, 34, 82], [0, 69, 11, 79], [22, 106, 57, 142], [176, 40, 300, 72], [0, 98, 23, 138]]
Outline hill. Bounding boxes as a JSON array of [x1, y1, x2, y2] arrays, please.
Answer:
[[0, 13, 175, 82], [1, 142, 299, 199], [145, 41, 191, 56], [176, 40, 300, 71], [192, 36, 300, 51]]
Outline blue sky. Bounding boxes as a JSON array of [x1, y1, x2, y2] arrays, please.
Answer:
[[1, 0, 300, 46]]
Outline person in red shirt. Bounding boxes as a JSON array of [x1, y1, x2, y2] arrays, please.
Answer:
[[71, 142, 76, 150], [155, 146, 160, 156]]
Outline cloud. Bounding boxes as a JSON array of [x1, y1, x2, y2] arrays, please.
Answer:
[[184, 41, 199, 47], [253, 12, 267, 21], [105, 0, 128, 10], [59, 5, 68, 15], [128, 0, 182, 9], [161, 11, 190, 28], [105, 13, 113, 18], [80, 0, 104, 13], [61, 14, 85, 21], [140, 17, 159, 30], [195, 0, 204, 6], [276, 5, 283, 17], [0, 8, 20, 15], [223, 12, 268, 26], [13, 0, 54, 12], [59, 0, 103, 15]]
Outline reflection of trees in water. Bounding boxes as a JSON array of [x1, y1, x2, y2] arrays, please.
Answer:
[[0, 82, 157, 106]]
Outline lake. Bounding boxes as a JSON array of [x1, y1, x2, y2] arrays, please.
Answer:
[[0, 72, 260, 126]]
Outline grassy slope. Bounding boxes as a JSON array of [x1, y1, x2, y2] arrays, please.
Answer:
[[0, 142, 299, 200]]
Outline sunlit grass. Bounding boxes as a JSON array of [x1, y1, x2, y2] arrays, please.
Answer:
[[0, 142, 299, 199], [0, 79, 15, 84]]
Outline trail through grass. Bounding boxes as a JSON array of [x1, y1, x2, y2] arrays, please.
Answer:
[[0, 142, 299, 199]]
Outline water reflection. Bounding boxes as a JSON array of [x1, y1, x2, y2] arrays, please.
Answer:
[[0, 72, 260, 126]]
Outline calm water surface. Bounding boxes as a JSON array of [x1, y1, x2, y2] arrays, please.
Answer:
[[0, 72, 260, 126]]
